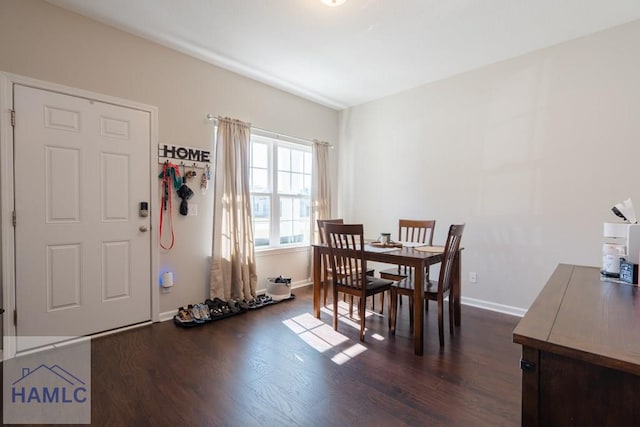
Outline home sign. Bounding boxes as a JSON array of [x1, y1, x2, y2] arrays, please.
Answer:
[[158, 143, 211, 169]]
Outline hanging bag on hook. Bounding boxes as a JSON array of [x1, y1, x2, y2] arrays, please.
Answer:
[[179, 199, 188, 216], [159, 161, 176, 249], [177, 182, 194, 216], [177, 183, 194, 201]]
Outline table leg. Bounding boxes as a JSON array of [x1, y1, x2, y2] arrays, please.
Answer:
[[453, 251, 461, 326], [313, 246, 321, 318], [414, 261, 424, 356]]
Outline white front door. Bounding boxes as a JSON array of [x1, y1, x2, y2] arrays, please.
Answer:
[[13, 84, 151, 351]]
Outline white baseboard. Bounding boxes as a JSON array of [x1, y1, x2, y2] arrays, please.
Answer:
[[461, 296, 526, 317], [284, 281, 528, 317], [159, 309, 178, 322], [297, 281, 527, 317]]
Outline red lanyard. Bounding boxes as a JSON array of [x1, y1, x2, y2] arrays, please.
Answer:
[[159, 162, 175, 250]]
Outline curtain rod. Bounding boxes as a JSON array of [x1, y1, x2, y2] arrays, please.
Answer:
[[206, 114, 333, 148]]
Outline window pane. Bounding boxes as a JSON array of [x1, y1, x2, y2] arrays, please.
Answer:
[[292, 198, 303, 220], [251, 168, 269, 192], [291, 150, 303, 173], [278, 171, 291, 193], [252, 195, 270, 247], [280, 197, 293, 220], [291, 172, 304, 194], [303, 175, 311, 195], [252, 142, 269, 168], [299, 198, 311, 220], [304, 152, 312, 174], [279, 220, 294, 244], [293, 220, 310, 243], [252, 195, 270, 219], [278, 147, 291, 171], [254, 220, 270, 247]]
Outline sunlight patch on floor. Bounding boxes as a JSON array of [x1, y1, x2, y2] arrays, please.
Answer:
[[370, 333, 384, 341], [283, 314, 347, 354], [283, 301, 383, 365], [331, 343, 367, 365], [320, 302, 385, 340]]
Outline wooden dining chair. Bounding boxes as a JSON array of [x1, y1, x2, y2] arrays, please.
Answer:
[[324, 223, 393, 341], [389, 223, 464, 346], [317, 218, 345, 307], [380, 219, 435, 280], [379, 219, 435, 311], [318, 218, 376, 309]]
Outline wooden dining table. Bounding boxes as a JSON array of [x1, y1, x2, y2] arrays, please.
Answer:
[[312, 243, 462, 356]]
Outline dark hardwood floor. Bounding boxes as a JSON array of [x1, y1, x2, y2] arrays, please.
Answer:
[[3, 285, 522, 426]]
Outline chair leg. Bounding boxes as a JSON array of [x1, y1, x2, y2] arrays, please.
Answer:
[[359, 296, 366, 341], [449, 294, 454, 336], [438, 299, 444, 347], [425, 271, 430, 313], [390, 288, 397, 334], [379, 292, 385, 314], [323, 280, 328, 307], [333, 286, 339, 332], [409, 296, 414, 331], [349, 295, 354, 318]]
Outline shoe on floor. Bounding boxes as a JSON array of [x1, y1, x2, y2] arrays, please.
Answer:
[[189, 304, 204, 323], [175, 306, 193, 324]]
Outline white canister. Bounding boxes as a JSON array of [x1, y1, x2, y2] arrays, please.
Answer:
[[161, 271, 174, 288]]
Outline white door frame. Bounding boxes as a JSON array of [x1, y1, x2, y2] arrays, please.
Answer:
[[0, 72, 160, 359]]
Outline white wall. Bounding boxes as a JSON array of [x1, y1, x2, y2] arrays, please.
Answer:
[[338, 20, 640, 313], [0, 0, 337, 314]]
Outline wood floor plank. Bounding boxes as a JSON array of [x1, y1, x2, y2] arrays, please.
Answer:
[[1, 285, 521, 426]]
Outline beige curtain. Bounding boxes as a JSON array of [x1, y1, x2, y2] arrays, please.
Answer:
[[312, 140, 332, 243], [210, 117, 257, 301]]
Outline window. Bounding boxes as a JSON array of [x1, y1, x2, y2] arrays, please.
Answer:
[[250, 134, 312, 249]]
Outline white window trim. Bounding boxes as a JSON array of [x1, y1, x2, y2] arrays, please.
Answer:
[[251, 133, 313, 251]]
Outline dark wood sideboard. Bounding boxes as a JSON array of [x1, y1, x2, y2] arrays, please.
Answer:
[[513, 264, 640, 426]]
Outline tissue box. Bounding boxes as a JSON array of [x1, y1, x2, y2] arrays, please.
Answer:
[[619, 260, 638, 284]]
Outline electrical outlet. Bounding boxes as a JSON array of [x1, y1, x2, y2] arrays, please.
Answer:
[[469, 272, 477, 284]]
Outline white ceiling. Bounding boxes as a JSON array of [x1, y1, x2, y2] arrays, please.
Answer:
[[47, 0, 640, 110]]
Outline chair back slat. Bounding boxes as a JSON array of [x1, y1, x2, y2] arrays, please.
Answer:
[[398, 219, 435, 245], [389, 219, 436, 277], [317, 218, 345, 279], [317, 218, 344, 244], [438, 224, 465, 295]]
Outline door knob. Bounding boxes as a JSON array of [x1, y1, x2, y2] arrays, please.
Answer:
[[139, 225, 148, 232]]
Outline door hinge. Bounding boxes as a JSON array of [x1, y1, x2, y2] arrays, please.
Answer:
[[520, 358, 536, 372], [12, 211, 16, 227], [13, 309, 17, 326], [10, 109, 15, 127]]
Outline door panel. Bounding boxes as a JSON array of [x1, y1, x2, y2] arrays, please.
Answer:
[[102, 241, 131, 301], [46, 146, 81, 222], [47, 244, 81, 310], [14, 84, 151, 351], [101, 152, 130, 221]]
